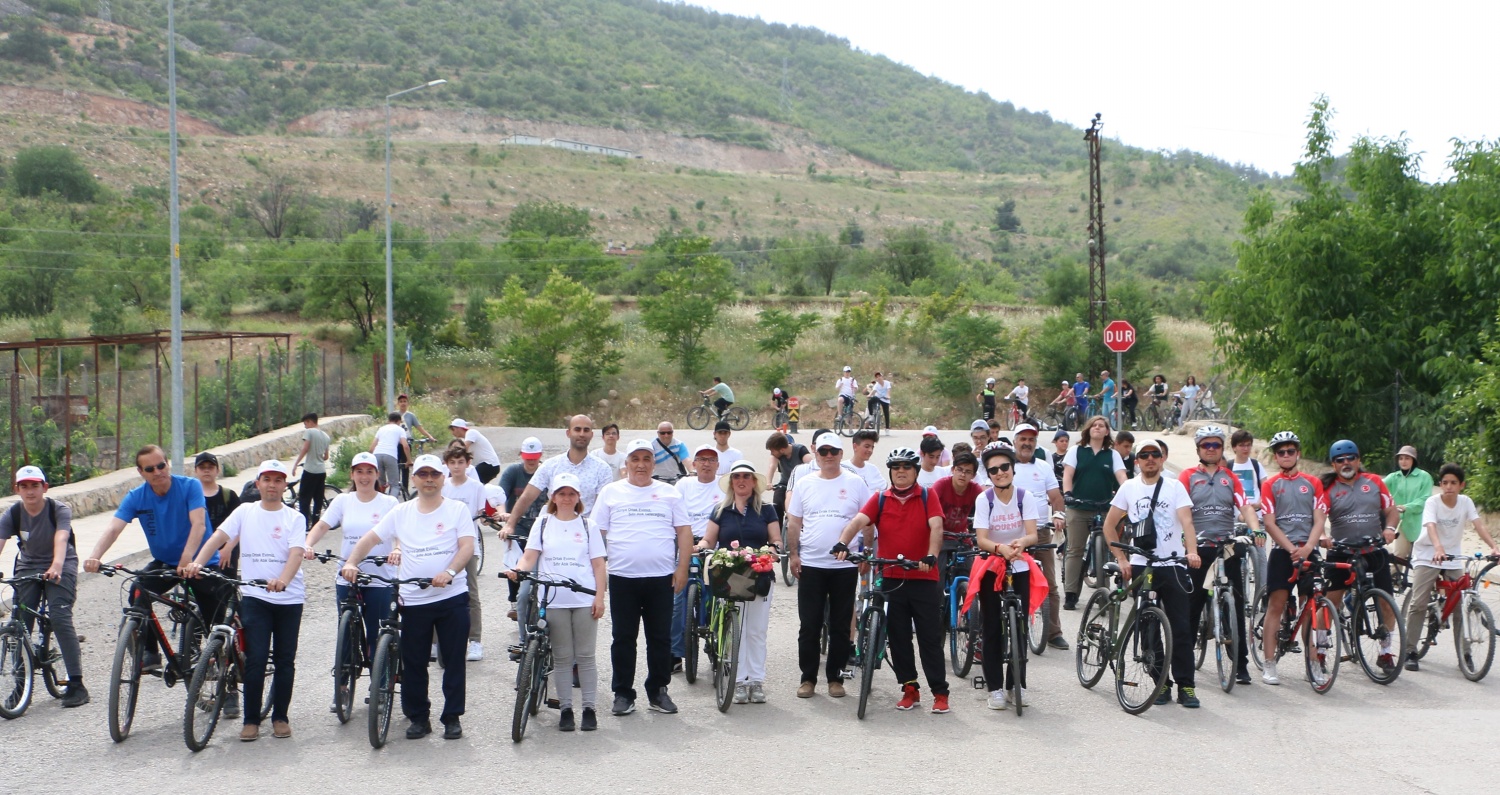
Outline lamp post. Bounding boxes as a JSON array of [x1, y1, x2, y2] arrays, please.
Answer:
[[384, 79, 447, 411], [167, 0, 184, 472]]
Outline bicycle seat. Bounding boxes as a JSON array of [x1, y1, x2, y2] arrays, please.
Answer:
[[1103, 561, 1122, 576]]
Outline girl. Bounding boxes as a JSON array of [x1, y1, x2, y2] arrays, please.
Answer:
[[1119, 380, 1138, 428], [700, 461, 782, 705], [1060, 416, 1128, 609], [1177, 375, 1201, 422], [971, 444, 1040, 709]]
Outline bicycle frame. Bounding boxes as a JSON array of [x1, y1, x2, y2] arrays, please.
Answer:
[[105, 566, 208, 684]]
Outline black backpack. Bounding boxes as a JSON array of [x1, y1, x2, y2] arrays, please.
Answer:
[[5, 498, 72, 548]]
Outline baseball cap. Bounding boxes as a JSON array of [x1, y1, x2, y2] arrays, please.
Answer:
[[922, 425, 939, 436], [692, 444, 719, 459], [13, 465, 46, 485], [193, 451, 219, 468], [449, 418, 469, 429], [256, 460, 290, 479], [713, 420, 731, 433], [1137, 438, 1169, 456], [350, 451, 379, 470], [625, 439, 654, 456], [843, 365, 852, 372], [813, 432, 843, 452], [411, 454, 446, 474], [551, 472, 582, 494], [969, 419, 989, 432], [1013, 423, 1038, 436], [1053, 428, 1070, 441], [519, 436, 544, 460]]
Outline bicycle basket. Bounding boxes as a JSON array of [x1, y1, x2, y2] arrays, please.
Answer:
[[708, 566, 772, 601]]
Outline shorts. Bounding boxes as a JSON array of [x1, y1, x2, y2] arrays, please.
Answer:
[[1327, 547, 1393, 592], [1265, 547, 1314, 599]]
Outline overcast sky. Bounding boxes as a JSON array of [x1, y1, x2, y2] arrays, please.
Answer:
[[689, 0, 1496, 180]]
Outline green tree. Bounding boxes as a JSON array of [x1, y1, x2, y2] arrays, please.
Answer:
[[992, 199, 1021, 232], [463, 291, 494, 346], [1029, 309, 1088, 387], [932, 313, 1011, 399], [506, 200, 594, 240], [300, 236, 381, 339], [880, 226, 936, 287], [11, 146, 99, 202], [0, 21, 61, 67], [493, 271, 621, 423], [754, 308, 821, 357], [1042, 259, 1087, 307], [831, 289, 890, 349], [639, 236, 735, 378], [395, 265, 453, 347]]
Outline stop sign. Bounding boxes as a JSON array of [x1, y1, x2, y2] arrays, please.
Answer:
[[1103, 320, 1136, 353]]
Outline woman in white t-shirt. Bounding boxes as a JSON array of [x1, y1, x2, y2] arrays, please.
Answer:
[[189, 460, 307, 741], [511, 473, 606, 732], [1175, 376, 1201, 423], [1401, 464, 1500, 669], [972, 445, 1041, 709]]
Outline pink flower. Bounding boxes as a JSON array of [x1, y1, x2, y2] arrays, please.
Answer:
[[730, 540, 740, 550]]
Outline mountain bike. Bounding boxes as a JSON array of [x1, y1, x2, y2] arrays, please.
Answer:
[[1402, 553, 1498, 681], [942, 532, 981, 678], [1003, 399, 1025, 431], [1251, 556, 1348, 693], [1331, 538, 1406, 685], [97, 564, 211, 742], [311, 550, 391, 723], [1192, 536, 1252, 693], [282, 476, 341, 521], [1075, 542, 1177, 715], [362, 570, 434, 749], [183, 570, 275, 751], [507, 570, 595, 741], [830, 396, 867, 438], [1064, 497, 1111, 590], [0, 574, 67, 719], [687, 394, 750, 431], [848, 554, 920, 720], [470, 514, 498, 575], [773, 405, 790, 430], [683, 549, 712, 684], [971, 545, 1056, 716]]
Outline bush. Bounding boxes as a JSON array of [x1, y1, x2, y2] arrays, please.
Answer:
[[11, 146, 99, 202], [831, 290, 890, 349]]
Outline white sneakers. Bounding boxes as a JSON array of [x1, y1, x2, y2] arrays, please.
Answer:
[[1261, 661, 1281, 686], [1008, 687, 1029, 707], [733, 684, 749, 704], [467, 641, 483, 662], [987, 691, 1008, 710]]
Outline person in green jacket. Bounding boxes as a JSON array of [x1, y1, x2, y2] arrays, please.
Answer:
[[1384, 444, 1434, 562]]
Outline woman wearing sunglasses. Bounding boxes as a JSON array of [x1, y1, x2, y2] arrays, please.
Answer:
[[971, 443, 1043, 709]]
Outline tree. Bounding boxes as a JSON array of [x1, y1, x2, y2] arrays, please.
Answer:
[[993, 199, 1021, 232], [639, 235, 735, 378], [1042, 259, 1087, 307], [506, 200, 593, 241], [493, 272, 622, 424], [1028, 309, 1089, 387], [395, 265, 453, 347], [0, 21, 61, 67], [932, 313, 1011, 399], [839, 219, 865, 249], [11, 146, 99, 202], [245, 174, 307, 241], [754, 308, 821, 357], [880, 226, 936, 286], [301, 236, 382, 339]]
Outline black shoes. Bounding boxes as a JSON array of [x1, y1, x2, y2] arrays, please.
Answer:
[[61, 682, 91, 708], [1048, 636, 1070, 651], [442, 719, 462, 740], [1405, 652, 1420, 672], [1235, 670, 1253, 685], [406, 721, 432, 739], [559, 708, 576, 732], [580, 707, 597, 731], [612, 693, 635, 715], [647, 689, 679, 714], [671, 658, 684, 674], [1063, 594, 1079, 611]]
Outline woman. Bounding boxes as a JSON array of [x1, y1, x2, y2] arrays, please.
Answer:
[[1119, 380, 1139, 428], [1060, 416, 1127, 610], [971, 443, 1040, 709], [1384, 445, 1434, 563], [511, 473, 606, 732], [699, 461, 781, 705], [1148, 374, 1169, 419], [1176, 375, 1201, 422]]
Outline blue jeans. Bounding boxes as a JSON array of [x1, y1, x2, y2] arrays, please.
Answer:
[[1101, 398, 1116, 422], [240, 597, 303, 725], [671, 585, 688, 659], [335, 583, 393, 660]]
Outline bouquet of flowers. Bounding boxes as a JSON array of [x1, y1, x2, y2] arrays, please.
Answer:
[[706, 541, 777, 600]]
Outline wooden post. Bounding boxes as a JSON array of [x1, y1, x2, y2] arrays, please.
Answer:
[[114, 346, 122, 470], [63, 375, 72, 482], [257, 349, 265, 435], [226, 339, 234, 439]]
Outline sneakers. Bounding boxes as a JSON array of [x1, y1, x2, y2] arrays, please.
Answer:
[[671, 658, 684, 674], [733, 684, 749, 704], [796, 681, 816, 698], [1006, 687, 1028, 707], [1063, 594, 1079, 611], [1405, 652, 1420, 672], [1177, 686, 1200, 708], [466, 641, 483, 662], [1154, 688, 1172, 706], [406, 721, 432, 739], [1048, 636, 1070, 651], [223, 696, 241, 720], [826, 681, 846, 699], [647, 689, 679, 714], [1261, 661, 1282, 686], [442, 719, 462, 739], [895, 684, 920, 711], [558, 708, 576, 732], [141, 650, 163, 674], [1377, 653, 1397, 672], [931, 694, 951, 714], [987, 691, 1009, 710], [749, 682, 767, 703], [239, 724, 259, 742], [580, 707, 598, 731], [60, 682, 90, 708], [1235, 669, 1253, 685], [611, 693, 635, 715], [272, 720, 292, 739]]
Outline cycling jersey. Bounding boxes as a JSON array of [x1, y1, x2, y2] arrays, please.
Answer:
[[1261, 472, 1326, 546], [1325, 473, 1393, 543], [979, 388, 996, 415], [1179, 465, 1245, 543]]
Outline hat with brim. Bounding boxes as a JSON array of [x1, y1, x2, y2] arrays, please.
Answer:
[[13, 465, 46, 485], [719, 460, 768, 496], [692, 444, 719, 460], [350, 451, 380, 470], [411, 453, 445, 475], [1137, 438, 1169, 456], [1396, 445, 1419, 462]]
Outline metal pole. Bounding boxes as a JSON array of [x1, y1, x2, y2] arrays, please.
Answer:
[[193, 362, 200, 452], [226, 340, 233, 438], [167, 0, 185, 474], [1392, 370, 1401, 465], [63, 375, 71, 482], [114, 346, 121, 470], [321, 348, 328, 416], [155, 345, 163, 445], [1115, 351, 1123, 431]]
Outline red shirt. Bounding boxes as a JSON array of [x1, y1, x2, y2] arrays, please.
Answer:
[[859, 487, 943, 581], [931, 476, 981, 536]]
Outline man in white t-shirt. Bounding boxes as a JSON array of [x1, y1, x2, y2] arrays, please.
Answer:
[[712, 421, 744, 475], [371, 413, 410, 500], [786, 432, 872, 699], [588, 423, 626, 481], [866, 372, 892, 432], [449, 418, 502, 484], [917, 437, 950, 488], [1103, 438, 1202, 708], [1005, 379, 1031, 421], [442, 446, 488, 662], [504, 415, 615, 529], [1009, 425, 1068, 649], [593, 440, 693, 718], [1402, 463, 1500, 671], [345, 453, 476, 740], [848, 428, 887, 492], [672, 444, 722, 666]]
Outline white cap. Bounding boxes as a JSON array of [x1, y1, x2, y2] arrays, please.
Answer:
[[986, 377, 995, 384], [1013, 423, 1039, 436], [449, 418, 469, 429], [843, 365, 852, 372], [969, 419, 990, 432], [922, 425, 939, 436], [256, 460, 290, 479], [411, 454, 445, 474], [350, 452, 379, 470], [813, 432, 843, 452], [520, 436, 544, 460], [692, 444, 719, 458], [551, 472, 582, 494], [13, 465, 46, 485], [625, 439, 654, 457]]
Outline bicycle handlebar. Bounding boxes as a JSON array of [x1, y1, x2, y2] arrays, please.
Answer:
[[1064, 497, 1110, 512], [97, 563, 184, 581], [1436, 553, 1500, 563], [313, 549, 390, 566], [1290, 558, 1352, 583], [1108, 541, 1183, 565], [362, 571, 433, 589], [1330, 537, 1384, 554], [0, 573, 50, 586], [846, 553, 921, 570], [192, 569, 270, 588], [505, 569, 597, 596]]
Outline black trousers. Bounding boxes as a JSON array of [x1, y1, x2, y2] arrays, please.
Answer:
[[978, 569, 1030, 691], [399, 592, 470, 724], [297, 470, 327, 523], [883, 578, 949, 695], [1144, 565, 1195, 689], [475, 462, 500, 485], [797, 565, 858, 683], [1189, 546, 1249, 674], [240, 598, 302, 725], [609, 574, 674, 700], [713, 397, 731, 415]]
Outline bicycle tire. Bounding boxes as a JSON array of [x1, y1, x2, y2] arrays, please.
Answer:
[[781, 553, 796, 587], [176, 608, 207, 673], [1075, 590, 1111, 689], [1244, 546, 1265, 607], [1029, 595, 1047, 655], [774, 409, 789, 430], [947, 588, 963, 677], [857, 607, 882, 720], [1408, 591, 1440, 660], [1350, 588, 1404, 685], [1457, 596, 1495, 681], [0, 626, 33, 719], [1214, 587, 1237, 694], [684, 580, 701, 685], [686, 406, 711, 431], [333, 609, 361, 724], [1193, 600, 1210, 671], [1007, 603, 1025, 718], [1303, 596, 1341, 694], [726, 407, 750, 432], [953, 596, 976, 678], [259, 657, 276, 722], [1247, 591, 1267, 671], [820, 602, 830, 657], [529, 643, 551, 717], [1084, 533, 1106, 590], [511, 636, 539, 741], [40, 629, 65, 699], [107, 617, 144, 742], [183, 634, 228, 751], [715, 606, 742, 714], [368, 633, 398, 749], [1115, 604, 1171, 715], [474, 527, 486, 575]]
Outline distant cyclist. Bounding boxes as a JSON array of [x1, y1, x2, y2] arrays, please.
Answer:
[[976, 378, 997, 421], [835, 366, 859, 419], [770, 387, 789, 415], [700, 376, 735, 419], [1004, 379, 1030, 423], [867, 372, 892, 431], [1072, 373, 1091, 418]]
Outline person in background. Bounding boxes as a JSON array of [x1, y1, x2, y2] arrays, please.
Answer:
[[700, 376, 735, 419], [1050, 381, 1073, 420], [1119, 380, 1139, 429], [1072, 373, 1092, 418], [498, 437, 546, 624], [290, 412, 332, 523], [1229, 430, 1266, 515], [1115, 431, 1137, 479], [847, 429, 887, 493], [970, 419, 993, 451], [1010, 425, 1069, 651], [836, 366, 860, 421], [1176, 375, 1201, 422], [589, 423, 625, 480], [1095, 370, 1117, 423], [767, 432, 813, 523], [442, 445, 488, 662], [652, 422, 690, 482], [1402, 463, 1500, 672], [449, 419, 501, 485], [195, 452, 242, 577], [976, 378, 998, 421], [672, 445, 722, 671], [920, 426, 953, 467], [1051, 429, 1071, 484], [868, 372, 893, 432], [1385, 445, 1434, 563], [397, 394, 437, 498], [700, 462, 782, 704], [712, 420, 744, 475], [371, 413, 410, 500], [917, 436, 951, 489], [1004, 379, 1030, 424]]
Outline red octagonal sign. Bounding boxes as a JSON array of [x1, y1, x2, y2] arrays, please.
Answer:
[[1103, 319, 1136, 353]]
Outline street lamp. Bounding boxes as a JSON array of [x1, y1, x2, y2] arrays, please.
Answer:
[[384, 79, 446, 411], [167, 0, 184, 473]]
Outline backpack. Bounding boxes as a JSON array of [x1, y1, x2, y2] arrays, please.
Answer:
[[984, 486, 1027, 519], [6, 498, 72, 547], [874, 487, 930, 528]]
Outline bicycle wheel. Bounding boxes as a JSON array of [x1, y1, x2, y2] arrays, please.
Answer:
[[1084, 533, 1106, 590], [1029, 595, 1047, 655], [1350, 589, 1404, 685], [953, 597, 977, 678], [333, 610, 361, 724], [947, 587, 964, 677], [40, 629, 65, 699], [1214, 587, 1238, 694], [282, 487, 298, 510], [774, 409, 789, 430], [1243, 547, 1265, 607], [183, 634, 228, 751], [1006, 603, 1025, 718], [856, 607, 882, 720], [474, 527, 486, 575], [511, 636, 540, 742], [726, 406, 750, 431], [1303, 596, 1341, 694], [715, 607, 743, 714], [781, 553, 796, 587], [1076, 590, 1111, 688], [368, 633, 398, 749], [107, 617, 144, 742], [1409, 592, 1441, 660], [684, 580, 702, 685], [820, 601, 830, 657], [686, 405, 711, 431], [529, 644, 550, 717], [1457, 596, 1496, 681], [0, 626, 33, 719], [1115, 605, 1171, 715], [1193, 600, 1210, 671], [1248, 591, 1268, 671]]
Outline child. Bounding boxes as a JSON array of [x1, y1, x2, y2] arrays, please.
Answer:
[[443, 446, 487, 662], [1401, 463, 1499, 671]]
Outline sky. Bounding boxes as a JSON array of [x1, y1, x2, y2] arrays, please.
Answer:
[[687, 0, 1497, 180]]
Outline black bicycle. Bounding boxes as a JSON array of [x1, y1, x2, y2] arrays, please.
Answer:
[[183, 569, 274, 751], [687, 394, 750, 431], [971, 544, 1057, 717], [282, 475, 341, 521], [848, 553, 921, 720], [1330, 537, 1406, 685], [683, 548, 711, 685], [1065, 497, 1111, 590], [361, 570, 434, 748], [97, 564, 211, 742], [0, 574, 66, 718], [506, 569, 595, 741], [312, 550, 391, 723], [1075, 542, 1178, 715], [1192, 536, 1253, 693]]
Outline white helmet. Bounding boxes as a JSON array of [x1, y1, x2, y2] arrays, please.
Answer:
[[985, 377, 996, 385], [1194, 425, 1228, 445]]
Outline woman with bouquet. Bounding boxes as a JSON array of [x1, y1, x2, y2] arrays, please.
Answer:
[[699, 461, 782, 704]]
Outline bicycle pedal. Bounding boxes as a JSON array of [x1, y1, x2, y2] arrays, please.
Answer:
[[972, 676, 986, 689]]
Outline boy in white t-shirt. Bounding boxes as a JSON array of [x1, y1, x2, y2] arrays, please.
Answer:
[[443, 446, 487, 661], [1402, 463, 1499, 671], [189, 460, 307, 741]]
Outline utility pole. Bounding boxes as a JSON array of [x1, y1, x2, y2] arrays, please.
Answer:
[[780, 57, 792, 118], [167, 0, 184, 473], [1084, 113, 1107, 373]]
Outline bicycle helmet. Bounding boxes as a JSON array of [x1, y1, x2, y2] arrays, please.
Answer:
[[1328, 439, 1359, 460], [1268, 430, 1300, 450], [885, 447, 920, 468], [980, 441, 1016, 464], [985, 377, 996, 385], [1194, 425, 1227, 445]]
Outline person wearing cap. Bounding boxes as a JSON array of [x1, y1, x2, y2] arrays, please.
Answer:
[[371, 413, 411, 500], [443, 445, 489, 661], [496, 436, 547, 625], [290, 412, 332, 523], [2, 465, 88, 707], [589, 423, 626, 481], [651, 421, 691, 482], [448, 419, 501, 485], [786, 432, 872, 698], [970, 419, 992, 451], [344, 453, 476, 740], [189, 460, 308, 740], [1321, 439, 1402, 672], [1385, 444, 1434, 562], [700, 462, 782, 704], [510, 472, 607, 731], [700, 376, 736, 419], [1009, 424, 1069, 650], [1061, 415, 1129, 611], [917, 436, 950, 488], [835, 366, 860, 422], [593, 439, 694, 717], [920, 426, 953, 467], [712, 420, 744, 475], [194, 451, 242, 577], [304, 450, 400, 704], [1004, 379, 1030, 424], [671, 444, 721, 667], [867, 372, 892, 433], [976, 378, 997, 421]]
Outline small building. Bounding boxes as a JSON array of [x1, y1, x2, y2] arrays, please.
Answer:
[[544, 138, 634, 158], [500, 134, 544, 146]]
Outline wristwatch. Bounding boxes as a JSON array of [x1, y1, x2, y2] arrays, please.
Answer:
[[445, 568, 459, 578]]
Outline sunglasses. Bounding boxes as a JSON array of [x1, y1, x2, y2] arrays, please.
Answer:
[[1274, 448, 1299, 457], [817, 448, 842, 457], [414, 470, 445, 479], [657, 431, 673, 436], [1332, 455, 1357, 464], [1137, 450, 1164, 460], [986, 463, 1013, 475], [890, 463, 917, 471], [1198, 441, 1222, 450], [730, 472, 756, 479], [140, 461, 169, 473]]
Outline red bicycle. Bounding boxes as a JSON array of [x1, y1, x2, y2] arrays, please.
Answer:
[[1253, 557, 1351, 694], [1403, 554, 1498, 681]]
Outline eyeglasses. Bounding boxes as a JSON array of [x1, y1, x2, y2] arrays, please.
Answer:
[[889, 463, 917, 471], [1137, 450, 1164, 459], [817, 448, 842, 457], [986, 463, 1013, 475], [1332, 455, 1357, 465], [140, 461, 169, 473], [1273, 448, 1299, 457], [1198, 441, 1222, 450], [414, 470, 444, 479], [730, 473, 756, 480], [695, 457, 717, 463]]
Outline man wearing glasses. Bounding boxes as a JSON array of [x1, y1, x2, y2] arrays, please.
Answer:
[[1257, 431, 1327, 685], [652, 422, 690, 482], [1321, 438, 1402, 672]]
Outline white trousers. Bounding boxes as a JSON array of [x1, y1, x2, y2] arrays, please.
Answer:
[[737, 588, 773, 684]]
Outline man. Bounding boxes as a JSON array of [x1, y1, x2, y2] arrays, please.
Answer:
[[496, 438, 545, 625], [1321, 439, 1402, 672], [194, 451, 241, 576], [397, 394, 437, 497], [1116, 431, 1137, 479], [588, 422, 626, 481], [976, 378, 997, 421], [672, 445, 722, 668], [371, 413, 410, 499], [290, 412, 331, 522], [1258, 431, 1327, 685], [449, 419, 501, 484], [1073, 372, 1092, 418], [1180, 425, 1261, 687], [701, 376, 735, 418], [1005, 378, 1030, 423], [867, 372, 892, 432], [593, 440, 693, 716], [344, 454, 475, 740], [1103, 437, 1202, 707], [1229, 430, 1266, 515], [652, 422, 690, 482], [932, 453, 982, 584], [1095, 370, 1117, 422], [767, 432, 812, 522], [786, 433, 872, 698], [833, 446, 948, 712], [921, 426, 953, 467], [1385, 445, 1433, 563], [847, 429, 887, 493], [1010, 425, 1069, 650], [917, 436, 950, 488], [836, 366, 859, 420], [1, 465, 88, 706], [442, 446, 488, 662], [969, 419, 992, 451], [503, 415, 615, 548], [85, 445, 232, 669], [712, 420, 744, 475]]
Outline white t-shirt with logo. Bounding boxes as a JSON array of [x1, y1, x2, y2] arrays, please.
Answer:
[[714, 447, 745, 475], [850, 460, 888, 493], [787, 472, 871, 571], [525, 514, 605, 609], [917, 466, 951, 489], [675, 476, 723, 537], [370, 498, 476, 605], [218, 502, 308, 606], [463, 428, 502, 467], [1013, 458, 1060, 525], [320, 491, 398, 584], [1417, 495, 1481, 571], [1110, 476, 1194, 569], [372, 424, 406, 458], [442, 476, 487, 518], [974, 487, 1043, 572], [593, 480, 691, 578], [837, 376, 859, 398]]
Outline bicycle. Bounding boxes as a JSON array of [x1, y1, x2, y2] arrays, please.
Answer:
[[96, 563, 211, 742], [1250, 556, 1349, 693], [968, 544, 1056, 717], [311, 550, 390, 723], [772, 405, 790, 431], [0, 574, 67, 719], [848, 553, 921, 720], [1192, 535, 1254, 693], [683, 547, 712, 684], [361, 570, 434, 749], [1075, 541, 1178, 715], [282, 475, 341, 521], [941, 532, 981, 678], [829, 396, 867, 438], [507, 569, 596, 741], [687, 394, 750, 431], [183, 569, 275, 751], [471, 514, 498, 575], [1064, 497, 1111, 590], [1330, 537, 1407, 685], [1402, 553, 1498, 681], [1002, 398, 1026, 431]]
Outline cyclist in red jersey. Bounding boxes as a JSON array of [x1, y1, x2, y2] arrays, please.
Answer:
[[1320, 439, 1401, 672], [1256, 431, 1328, 685]]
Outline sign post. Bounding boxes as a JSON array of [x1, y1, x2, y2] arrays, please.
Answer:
[[1103, 320, 1137, 430]]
